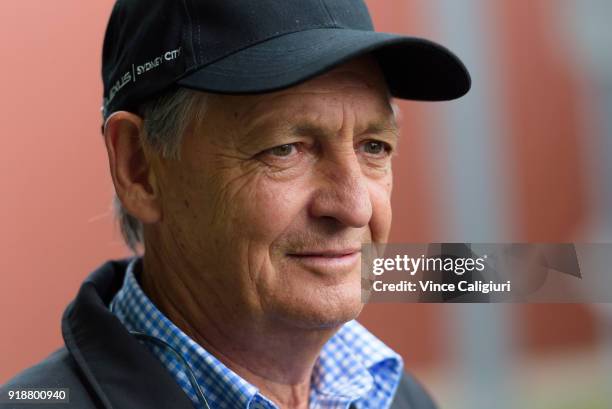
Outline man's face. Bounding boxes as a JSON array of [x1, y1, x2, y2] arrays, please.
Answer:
[[151, 56, 397, 330]]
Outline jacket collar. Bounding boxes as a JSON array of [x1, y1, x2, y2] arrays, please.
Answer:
[[61, 258, 195, 409]]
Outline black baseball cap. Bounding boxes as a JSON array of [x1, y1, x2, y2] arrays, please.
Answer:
[[102, 0, 471, 120]]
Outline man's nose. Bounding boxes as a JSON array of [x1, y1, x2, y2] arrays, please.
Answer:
[[309, 153, 373, 228]]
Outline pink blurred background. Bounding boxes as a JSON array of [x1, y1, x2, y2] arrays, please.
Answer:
[[2, 1, 611, 408]]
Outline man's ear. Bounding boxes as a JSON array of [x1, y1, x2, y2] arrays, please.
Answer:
[[104, 112, 162, 224]]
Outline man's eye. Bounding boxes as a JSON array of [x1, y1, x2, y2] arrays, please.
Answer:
[[361, 140, 391, 156], [268, 144, 297, 157]]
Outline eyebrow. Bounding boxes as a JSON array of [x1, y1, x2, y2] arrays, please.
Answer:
[[291, 120, 399, 141]]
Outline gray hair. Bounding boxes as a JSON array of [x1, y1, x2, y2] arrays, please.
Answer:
[[112, 87, 209, 253]]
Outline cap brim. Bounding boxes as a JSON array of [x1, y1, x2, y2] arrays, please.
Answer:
[[177, 28, 471, 101]]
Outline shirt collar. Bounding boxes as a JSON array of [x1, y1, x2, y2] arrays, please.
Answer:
[[111, 256, 403, 409]]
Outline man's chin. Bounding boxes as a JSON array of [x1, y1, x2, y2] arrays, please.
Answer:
[[271, 293, 365, 331]]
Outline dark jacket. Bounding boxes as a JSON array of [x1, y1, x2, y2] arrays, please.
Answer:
[[1, 259, 438, 409]]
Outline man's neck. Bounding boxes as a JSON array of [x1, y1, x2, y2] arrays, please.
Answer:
[[140, 251, 339, 409]]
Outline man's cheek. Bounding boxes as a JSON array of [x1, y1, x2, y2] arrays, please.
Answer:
[[251, 184, 301, 230], [369, 184, 393, 242], [203, 168, 267, 227]]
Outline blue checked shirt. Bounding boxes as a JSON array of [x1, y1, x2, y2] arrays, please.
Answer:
[[110, 257, 403, 409]]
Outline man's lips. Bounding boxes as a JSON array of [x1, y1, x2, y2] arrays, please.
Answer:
[[289, 248, 361, 257], [286, 249, 361, 273]]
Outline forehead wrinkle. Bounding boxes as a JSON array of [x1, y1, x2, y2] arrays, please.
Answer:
[[234, 81, 394, 146], [238, 87, 362, 128], [290, 115, 399, 142], [238, 76, 389, 126], [238, 95, 397, 146]]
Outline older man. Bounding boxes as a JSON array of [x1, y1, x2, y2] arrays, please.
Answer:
[[1, 0, 469, 408]]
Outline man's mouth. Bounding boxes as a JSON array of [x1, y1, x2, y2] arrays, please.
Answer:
[[287, 248, 362, 273]]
